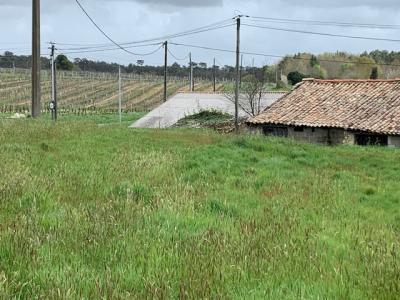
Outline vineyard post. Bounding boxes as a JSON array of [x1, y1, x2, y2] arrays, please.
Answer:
[[213, 58, 216, 93], [234, 16, 241, 133], [164, 41, 168, 102], [189, 52, 193, 92], [50, 43, 58, 121], [118, 65, 122, 123]]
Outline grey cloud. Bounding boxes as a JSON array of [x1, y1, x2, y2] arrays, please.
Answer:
[[279, 0, 400, 8], [0, 0, 223, 8], [117, 0, 223, 7]]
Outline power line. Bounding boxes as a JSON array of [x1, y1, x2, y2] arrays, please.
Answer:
[[59, 43, 164, 56], [57, 19, 234, 49], [242, 23, 400, 43], [58, 23, 234, 50], [169, 42, 400, 68], [62, 6, 234, 50], [0, 47, 31, 52], [75, 0, 164, 56], [249, 16, 400, 30], [58, 42, 162, 51], [167, 48, 189, 61], [62, 45, 163, 56]]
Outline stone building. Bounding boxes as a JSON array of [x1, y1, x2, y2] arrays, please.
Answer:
[[247, 79, 400, 147]]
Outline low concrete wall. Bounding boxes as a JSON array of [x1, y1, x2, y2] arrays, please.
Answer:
[[247, 124, 400, 148], [388, 136, 400, 148], [287, 127, 349, 145], [247, 125, 263, 135], [247, 125, 356, 146]]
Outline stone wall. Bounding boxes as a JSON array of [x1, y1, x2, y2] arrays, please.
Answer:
[[287, 127, 348, 145], [247, 124, 400, 148], [388, 136, 400, 148]]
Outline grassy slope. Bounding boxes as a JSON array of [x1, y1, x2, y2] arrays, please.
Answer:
[[0, 112, 146, 126], [174, 110, 233, 128], [0, 121, 399, 299]]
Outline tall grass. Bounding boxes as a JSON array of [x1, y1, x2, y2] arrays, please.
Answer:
[[0, 120, 399, 299]]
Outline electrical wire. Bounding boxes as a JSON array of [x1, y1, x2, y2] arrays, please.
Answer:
[[249, 16, 400, 30], [57, 42, 162, 52], [75, 0, 166, 56], [169, 42, 400, 68], [61, 44, 164, 56], [61, 7, 234, 50], [167, 48, 189, 61], [242, 23, 400, 43], [59, 42, 164, 56], [57, 23, 234, 50]]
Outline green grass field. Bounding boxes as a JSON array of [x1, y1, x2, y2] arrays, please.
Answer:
[[0, 119, 399, 299]]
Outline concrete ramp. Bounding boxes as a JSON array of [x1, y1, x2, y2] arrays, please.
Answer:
[[131, 92, 286, 129]]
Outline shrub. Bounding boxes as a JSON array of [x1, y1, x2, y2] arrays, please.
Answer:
[[287, 71, 306, 85]]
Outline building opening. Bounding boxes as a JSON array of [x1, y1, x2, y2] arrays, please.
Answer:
[[263, 126, 288, 137], [355, 134, 388, 146]]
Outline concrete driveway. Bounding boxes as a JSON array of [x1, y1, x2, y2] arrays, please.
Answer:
[[130, 92, 286, 128]]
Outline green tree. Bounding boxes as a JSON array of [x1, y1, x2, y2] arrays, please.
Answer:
[[310, 55, 319, 67], [370, 67, 379, 79], [55, 54, 74, 71], [287, 71, 306, 85]]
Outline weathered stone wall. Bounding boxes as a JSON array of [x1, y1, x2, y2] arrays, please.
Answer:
[[246, 124, 400, 148], [343, 131, 355, 145], [388, 136, 400, 148], [287, 127, 348, 145], [247, 125, 263, 135]]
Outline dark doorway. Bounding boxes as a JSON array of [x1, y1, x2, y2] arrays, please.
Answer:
[[355, 134, 388, 146], [263, 126, 289, 137]]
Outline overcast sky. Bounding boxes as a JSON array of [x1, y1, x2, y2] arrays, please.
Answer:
[[1, 0, 400, 67]]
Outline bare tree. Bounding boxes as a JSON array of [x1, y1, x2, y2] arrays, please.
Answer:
[[225, 74, 266, 117]]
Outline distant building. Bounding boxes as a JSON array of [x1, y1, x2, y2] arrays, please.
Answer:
[[247, 79, 400, 147]]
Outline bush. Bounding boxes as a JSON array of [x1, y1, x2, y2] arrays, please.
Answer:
[[287, 71, 306, 85], [370, 67, 379, 79]]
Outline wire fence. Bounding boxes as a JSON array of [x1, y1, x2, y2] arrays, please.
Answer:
[[0, 67, 231, 113]]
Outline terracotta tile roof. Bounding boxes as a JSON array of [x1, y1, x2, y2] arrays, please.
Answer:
[[247, 79, 400, 135]]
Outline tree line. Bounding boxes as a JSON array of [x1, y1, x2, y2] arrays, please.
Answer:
[[280, 50, 400, 85], [2, 50, 400, 84]]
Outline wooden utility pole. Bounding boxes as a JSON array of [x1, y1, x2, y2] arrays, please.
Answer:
[[213, 58, 216, 93], [32, 0, 41, 118], [235, 17, 241, 133], [163, 41, 168, 102]]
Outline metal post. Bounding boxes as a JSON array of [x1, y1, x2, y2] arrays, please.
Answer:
[[119, 65, 122, 123], [32, 0, 41, 118], [54, 57, 57, 121], [235, 17, 241, 133], [51, 44, 55, 121], [213, 58, 216, 93], [164, 41, 168, 102], [189, 52, 193, 92]]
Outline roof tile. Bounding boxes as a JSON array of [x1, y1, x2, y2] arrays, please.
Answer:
[[247, 79, 400, 135]]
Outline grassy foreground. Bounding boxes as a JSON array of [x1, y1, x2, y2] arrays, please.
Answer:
[[0, 120, 399, 299]]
